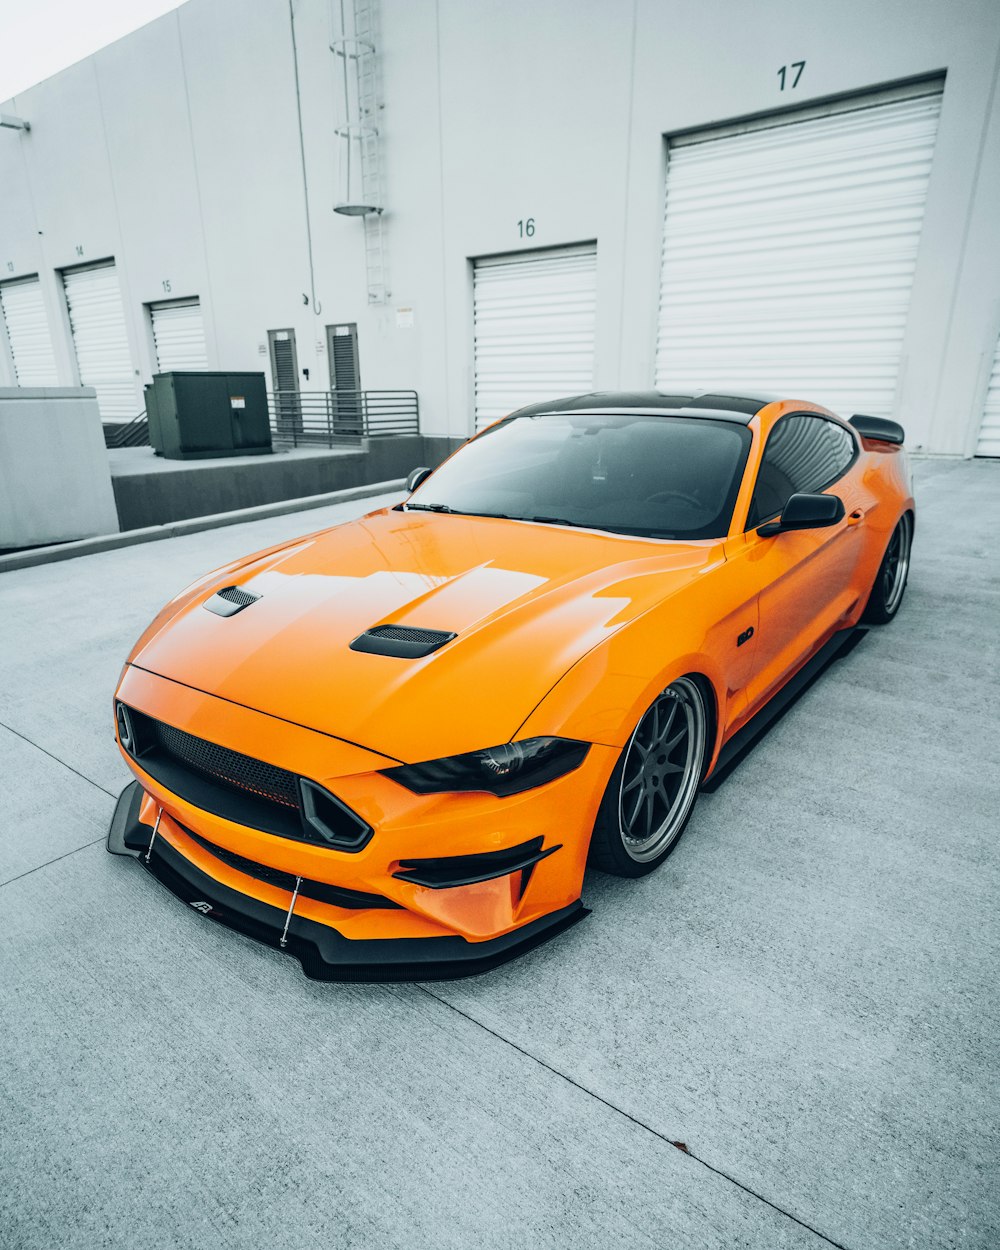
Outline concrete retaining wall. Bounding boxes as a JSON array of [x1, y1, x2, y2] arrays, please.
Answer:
[[110, 434, 464, 530], [0, 388, 120, 547]]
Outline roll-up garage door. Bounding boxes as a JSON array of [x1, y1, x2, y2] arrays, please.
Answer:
[[975, 333, 1000, 457], [150, 299, 208, 372], [63, 262, 139, 421], [473, 244, 597, 430], [656, 82, 943, 418], [0, 278, 59, 386]]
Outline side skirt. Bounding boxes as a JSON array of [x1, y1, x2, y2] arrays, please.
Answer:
[[703, 626, 868, 793]]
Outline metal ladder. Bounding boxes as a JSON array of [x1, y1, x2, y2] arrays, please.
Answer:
[[331, 0, 388, 304]]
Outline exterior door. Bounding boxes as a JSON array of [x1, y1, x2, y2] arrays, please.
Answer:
[[268, 328, 299, 433], [0, 277, 59, 385], [740, 414, 869, 715], [974, 330, 1000, 457], [472, 243, 597, 431], [150, 299, 207, 372], [656, 82, 943, 418], [62, 261, 140, 421], [326, 323, 362, 434]]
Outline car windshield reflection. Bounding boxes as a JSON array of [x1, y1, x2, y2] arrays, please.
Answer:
[[407, 412, 752, 540]]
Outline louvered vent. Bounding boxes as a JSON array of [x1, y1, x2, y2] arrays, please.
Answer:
[[269, 331, 297, 391], [203, 585, 261, 617], [350, 624, 456, 658]]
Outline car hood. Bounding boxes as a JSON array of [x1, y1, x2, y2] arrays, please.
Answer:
[[131, 507, 718, 763]]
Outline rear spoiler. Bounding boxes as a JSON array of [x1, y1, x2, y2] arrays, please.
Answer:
[[849, 413, 904, 445]]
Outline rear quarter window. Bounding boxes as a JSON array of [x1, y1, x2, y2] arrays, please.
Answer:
[[748, 415, 856, 528]]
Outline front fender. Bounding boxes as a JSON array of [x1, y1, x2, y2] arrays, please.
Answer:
[[518, 638, 744, 789], [516, 549, 755, 771], [516, 635, 727, 760]]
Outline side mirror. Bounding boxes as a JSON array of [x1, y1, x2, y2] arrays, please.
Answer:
[[406, 466, 432, 493], [758, 492, 845, 538]]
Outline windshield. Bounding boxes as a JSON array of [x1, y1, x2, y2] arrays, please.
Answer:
[[407, 412, 752, 540]]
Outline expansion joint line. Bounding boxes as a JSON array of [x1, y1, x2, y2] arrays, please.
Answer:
[[0, 837, 105, 891], [416, 986, 852, 1250], [0, 719, 117, 799]]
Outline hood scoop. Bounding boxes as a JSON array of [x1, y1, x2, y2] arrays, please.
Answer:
[[350, 624, 456, 659], [203, 585, 262, 618]]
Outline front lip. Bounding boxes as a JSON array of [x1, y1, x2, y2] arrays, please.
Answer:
[[107, 782, 588, 982]]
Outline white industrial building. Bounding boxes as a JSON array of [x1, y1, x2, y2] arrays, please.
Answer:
[[1, 0, 999, 454]]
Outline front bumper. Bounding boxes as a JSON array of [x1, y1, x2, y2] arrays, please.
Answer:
[[108, 780, 589, 982]]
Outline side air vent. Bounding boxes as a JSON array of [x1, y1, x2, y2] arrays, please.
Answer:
[[204, 585, 262, 617], [849, 414, 904, 445], [350, 624, 456, 658]]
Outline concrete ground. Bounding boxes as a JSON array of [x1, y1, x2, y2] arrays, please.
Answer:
[[1, 459, 997, 1250]]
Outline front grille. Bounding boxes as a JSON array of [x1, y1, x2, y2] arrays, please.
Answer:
[[119, 705, 370, 849], [182, 827, 400, 910], [152, 720, 299, 808]]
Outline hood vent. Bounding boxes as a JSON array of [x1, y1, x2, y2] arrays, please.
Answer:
[[350, 624, 456, 658], [203, 585, 261, 617]]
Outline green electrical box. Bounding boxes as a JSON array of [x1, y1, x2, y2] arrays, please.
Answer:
[[145, 372, 272, 460]]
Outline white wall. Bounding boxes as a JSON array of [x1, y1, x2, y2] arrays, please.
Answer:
[[1, 0, 999, 452]]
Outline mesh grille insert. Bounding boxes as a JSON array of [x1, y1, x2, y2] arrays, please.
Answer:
[[350, 623, 456, 658], [367, 625, 451, 645], [217, 585, 260, 607], [119, 705, 372, 848], [152, 721, 299, 808]]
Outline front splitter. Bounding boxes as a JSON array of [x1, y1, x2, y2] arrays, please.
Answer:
[[107, 782, 589, 982]]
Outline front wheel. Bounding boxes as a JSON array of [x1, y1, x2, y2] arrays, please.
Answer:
[[861, 512, 912, 625], [588, 676, 708, 878]]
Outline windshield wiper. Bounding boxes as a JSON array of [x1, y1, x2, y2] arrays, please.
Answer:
[[406, 505, 521, 520], [523, 515, 591, 529]]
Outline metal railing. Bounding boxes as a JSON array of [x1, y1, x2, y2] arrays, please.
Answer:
[[105, 411, 150, 448], [267, 389, 419, 446]]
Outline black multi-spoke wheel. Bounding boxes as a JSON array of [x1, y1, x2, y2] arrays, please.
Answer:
[[862, 513, 913, 624], [589, 677, 708, 877]]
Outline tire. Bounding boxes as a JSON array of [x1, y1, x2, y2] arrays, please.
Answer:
[[588, 676, 708, 878], [861, 512, 912, 625]]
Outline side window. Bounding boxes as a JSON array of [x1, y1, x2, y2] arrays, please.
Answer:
[[748, 415, 855, 528]]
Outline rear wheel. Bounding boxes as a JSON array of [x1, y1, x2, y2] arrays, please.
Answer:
[[588, 677, 708, 878], [862, 512, 912, 625]]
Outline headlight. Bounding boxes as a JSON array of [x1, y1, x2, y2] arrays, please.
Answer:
[[382, 737, 590, 797]]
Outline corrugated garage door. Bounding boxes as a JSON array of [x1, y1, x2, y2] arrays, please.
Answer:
[[63, 262, 139, 421], [656, 82, 943, 418], [473, 244, 597, 430], [975, 332, 1000, 457], [150, 298, 208, 372], [0, 277, 59, 385]]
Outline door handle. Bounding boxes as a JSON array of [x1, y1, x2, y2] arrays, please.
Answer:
[[847, 509, 865, 526]]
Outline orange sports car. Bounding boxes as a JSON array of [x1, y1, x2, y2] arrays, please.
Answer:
[[108, 391, 913, 980]]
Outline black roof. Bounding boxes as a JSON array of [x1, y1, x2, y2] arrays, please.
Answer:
[[508, 390, 780, 425]]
